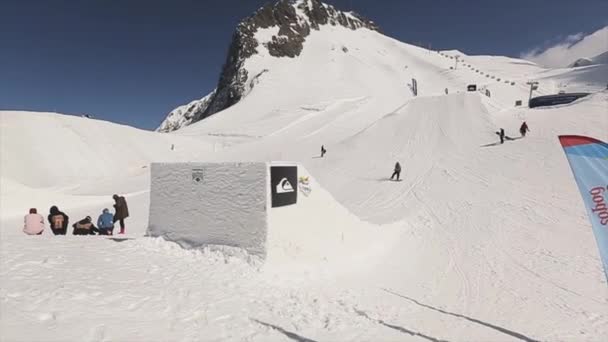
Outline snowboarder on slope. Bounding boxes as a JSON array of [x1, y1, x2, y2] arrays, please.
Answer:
[[390, 162, 402, 181], [72, 216, 99, 235], [24, 208, 45, 235], [519, 122, 529, 137], [97, 208, 114, 235], [497, 128, 505, 144], [321, 145, 327, 158], [48, 206, 69, 235], [112, 194, 129, 235]]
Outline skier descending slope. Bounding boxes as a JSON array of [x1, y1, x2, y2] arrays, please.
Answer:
[[321, 145, 327, 158], [496, 128, 506, 144], [390, 162, 402, 181]]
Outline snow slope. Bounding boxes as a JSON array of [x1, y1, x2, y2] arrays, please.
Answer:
[[0, 111, 213, 217], [2, 19, 608, 342]]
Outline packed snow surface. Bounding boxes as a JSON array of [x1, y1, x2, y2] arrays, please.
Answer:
[[2, 24, 608, 341]]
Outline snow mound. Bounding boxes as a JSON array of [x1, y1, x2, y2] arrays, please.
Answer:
[[570, 51, 608, 67], [0, 110, 213, 218]]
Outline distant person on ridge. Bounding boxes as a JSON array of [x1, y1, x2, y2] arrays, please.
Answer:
[[48, 206, 69, 235], [390, 162, 402, 181], [23, 208, 45, 235], [112, 194, 129, 235], [97, 208, 115, 235], [72, 216, 99, 235], [519, 121, 530, 137], [321, 145, 327, 158]]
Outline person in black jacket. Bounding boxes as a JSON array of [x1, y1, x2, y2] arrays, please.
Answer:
[[519, 122, 530, 137], [113, 194, 129, 234], [72, 216, 99, 235], [497, 128, 505, 144], [390, 162, 402, 181], [48, 206, 69, 235]]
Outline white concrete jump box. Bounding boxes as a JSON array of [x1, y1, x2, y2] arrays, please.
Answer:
[[147, 162, 298, 258]]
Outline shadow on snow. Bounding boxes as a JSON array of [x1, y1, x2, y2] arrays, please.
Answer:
[[382, 289, 539, 342], [354, 309, 450, 342], [251, 319, 318, 342]]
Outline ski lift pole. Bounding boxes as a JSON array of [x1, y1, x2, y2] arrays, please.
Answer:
[[527, 81, 539, 102]]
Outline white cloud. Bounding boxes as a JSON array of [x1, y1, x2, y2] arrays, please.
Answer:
[[521, 26, 608, 68]]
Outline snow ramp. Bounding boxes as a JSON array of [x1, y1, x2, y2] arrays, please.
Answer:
[[303, 92, 499, 224], [148, 162, 398, 273]]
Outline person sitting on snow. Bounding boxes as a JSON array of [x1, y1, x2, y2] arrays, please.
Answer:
[[24, 208, 45, 235], [72, 216, 99, 235], [48, 206, 69, 235], [97, 208, 114, 235]]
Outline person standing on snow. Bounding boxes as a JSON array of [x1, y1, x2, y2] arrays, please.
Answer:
[[390, 162, 402, 181], [97, 208, 114, 235], [24, 208, 45, 235], [48, 206, 69, 235], [519, 122, 530, 137], [72, 216, 99, 235], [321, 145, 327, 158], [112, 194, 129, 234], [498, 128, 505, 144]]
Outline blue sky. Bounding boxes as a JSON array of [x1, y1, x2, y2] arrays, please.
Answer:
[[1, 0, 607, 130]]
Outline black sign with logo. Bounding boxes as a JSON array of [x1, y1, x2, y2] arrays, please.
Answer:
[[270, 166, 298, 208]]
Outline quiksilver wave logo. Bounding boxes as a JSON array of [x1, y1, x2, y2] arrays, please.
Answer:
[[276, 178, 295, 194], [590, 186, 608, 225]]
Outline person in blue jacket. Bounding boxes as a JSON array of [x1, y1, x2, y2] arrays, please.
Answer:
[[97, 208, 115, 235]]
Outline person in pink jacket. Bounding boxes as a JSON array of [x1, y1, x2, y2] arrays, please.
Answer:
[[23, 208, 45, 235]]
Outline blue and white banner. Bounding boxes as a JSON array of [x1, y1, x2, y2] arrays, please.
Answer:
[[559, 135, 608, 282]]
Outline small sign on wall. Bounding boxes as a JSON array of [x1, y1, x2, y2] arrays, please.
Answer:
[[270, 166, 298, 208], [192, 169, 204, 183], [299, 176, 312, 197]]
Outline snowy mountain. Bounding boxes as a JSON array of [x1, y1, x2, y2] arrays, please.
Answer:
[[2, 1, 608, 341], [159, 0, 379, 132], [524, 26, 608, 68]]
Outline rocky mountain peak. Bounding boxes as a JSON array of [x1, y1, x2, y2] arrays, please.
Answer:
[[158, 0, 379, 132]]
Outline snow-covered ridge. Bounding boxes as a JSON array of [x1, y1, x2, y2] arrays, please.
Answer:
[[159, 0, 379, 132], [157, 90, 215, 133], [569, 50, 608, 68]]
